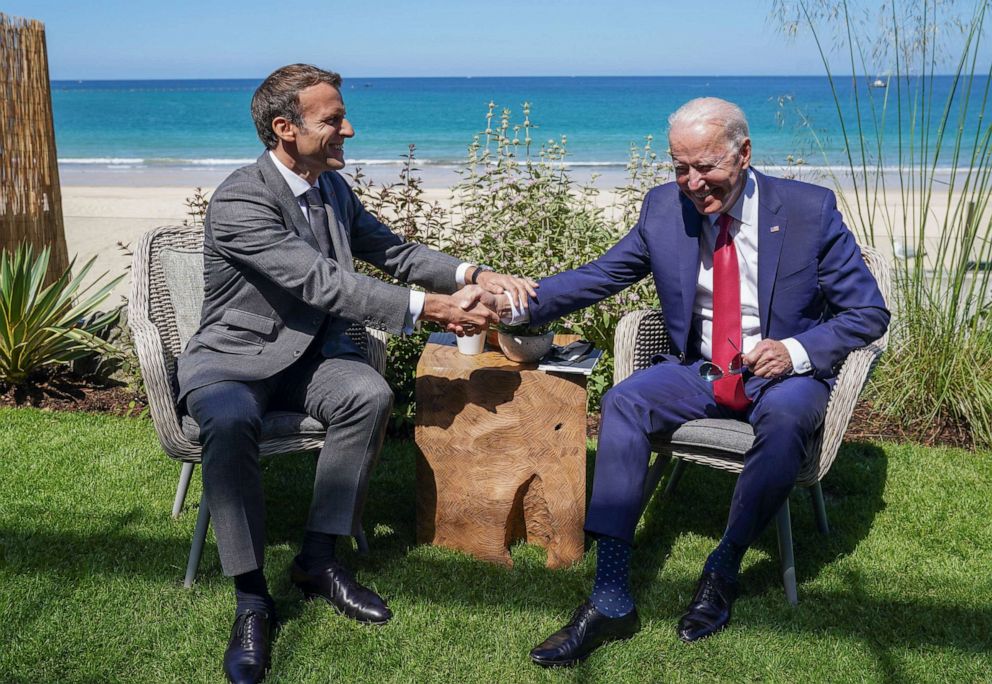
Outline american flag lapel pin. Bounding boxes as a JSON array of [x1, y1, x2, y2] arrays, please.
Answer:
[[770, 225, 780, 233]]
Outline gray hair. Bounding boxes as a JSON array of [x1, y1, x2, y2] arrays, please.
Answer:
[[251, 64, 343, 149], [667, 98, 750, 152]]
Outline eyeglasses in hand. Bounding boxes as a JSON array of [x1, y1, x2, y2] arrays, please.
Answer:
[[699, 338, 748, 382]]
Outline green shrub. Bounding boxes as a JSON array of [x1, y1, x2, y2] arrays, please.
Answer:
[[0, 244, 124, 387], [350, 104, 670, 430], [70, 306, 124, 380], [447, 102, 661, 355], [777, 0, 992, 446]]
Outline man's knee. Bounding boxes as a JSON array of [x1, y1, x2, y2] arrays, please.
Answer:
[[187, 384, 264, 445], [601, 374, 652, 417], [206, 405, 262, 439], [316, 371, 394, 425], [600, 384, 626, 415], [751, 377, 829, 439], [364, 377, 394, 421]]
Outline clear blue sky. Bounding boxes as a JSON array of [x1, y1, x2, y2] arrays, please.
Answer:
[[6, 0, 987, 79], [7, 0, 836, 79]]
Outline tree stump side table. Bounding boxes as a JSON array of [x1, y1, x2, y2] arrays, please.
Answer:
[[414, 332, 587, 569]]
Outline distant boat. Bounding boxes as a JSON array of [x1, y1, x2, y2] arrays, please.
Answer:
[[870, 78, 887, 88]]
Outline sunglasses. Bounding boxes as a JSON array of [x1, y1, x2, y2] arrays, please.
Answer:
[[699, 338, 748, 382]]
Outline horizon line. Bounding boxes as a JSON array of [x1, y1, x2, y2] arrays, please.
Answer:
[[49, 73, 972, 82]]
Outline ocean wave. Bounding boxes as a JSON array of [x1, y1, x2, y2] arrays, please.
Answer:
[[348, 159, 410, 166], [59, 157, 257, 166], [178, 158, 257, 166], [59, 157, 147, 165], [58, 157, 976, 175]]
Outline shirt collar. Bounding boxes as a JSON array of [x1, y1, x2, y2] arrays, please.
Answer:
[[708, 168, 757, 228], [268, 150, 314, 199]]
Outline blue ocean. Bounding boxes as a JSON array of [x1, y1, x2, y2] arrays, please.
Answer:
[[51, 75, 986, 177]]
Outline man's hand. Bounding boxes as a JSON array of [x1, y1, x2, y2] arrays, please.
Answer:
[[742, 339, 793, 379], [422, 287, 500, 337], [475, 270, 538, 311], [452, 284, 500, 313]]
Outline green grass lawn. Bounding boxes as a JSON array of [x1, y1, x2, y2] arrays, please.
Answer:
[[1, 407, 990, 683]]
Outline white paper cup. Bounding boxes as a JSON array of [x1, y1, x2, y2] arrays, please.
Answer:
[[456, 331, 486, 355]]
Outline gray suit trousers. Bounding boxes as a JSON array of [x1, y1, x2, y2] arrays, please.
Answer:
[[185, 346, 393, 576]]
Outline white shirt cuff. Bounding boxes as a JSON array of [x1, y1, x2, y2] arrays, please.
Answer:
[[781, 337, 813, 375], [405, 290, 426, 334], [455, 263, 473, 287], [504, 293, 530, 326]]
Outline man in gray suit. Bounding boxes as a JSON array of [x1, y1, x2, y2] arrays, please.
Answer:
[[177, 64, 532, 684]]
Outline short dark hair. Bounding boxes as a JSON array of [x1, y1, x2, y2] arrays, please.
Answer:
[[251, 64, 343, 149]]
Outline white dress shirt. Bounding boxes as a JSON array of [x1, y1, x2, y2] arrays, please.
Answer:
[[268, 152, 472, 331], [695, 169, 811, 373]]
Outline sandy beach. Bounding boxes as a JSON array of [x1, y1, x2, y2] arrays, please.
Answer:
[[61, 167, 462, 306], [61, 167, 962, 309]]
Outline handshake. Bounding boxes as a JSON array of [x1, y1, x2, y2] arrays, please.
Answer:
[[420, 270, 538, 336]]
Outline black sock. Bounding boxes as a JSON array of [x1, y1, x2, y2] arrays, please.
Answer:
[[703, 536, 748, 582], [298, 530, 338, 571], [233, 568, 274, 615]]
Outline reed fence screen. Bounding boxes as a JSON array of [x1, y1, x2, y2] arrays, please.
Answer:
[[0, 13, 68, 279]]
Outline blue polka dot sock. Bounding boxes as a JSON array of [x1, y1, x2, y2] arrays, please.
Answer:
[[589, 536, 635, 618], [703, 536, 748, 582]]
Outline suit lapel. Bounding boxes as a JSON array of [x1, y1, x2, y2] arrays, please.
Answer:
[[256, 152, 322, 252], [676, 196, 703, 354], [754, 171, 787, 338]]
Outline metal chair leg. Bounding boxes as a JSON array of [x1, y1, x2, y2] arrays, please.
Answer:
[[355, 525, 370, 555], [172, 462, 196, 519], [810, 481, 830, 535], [184, 492, 211, 588], [775, 498, 798, 606], [663, 458, 688, 499]]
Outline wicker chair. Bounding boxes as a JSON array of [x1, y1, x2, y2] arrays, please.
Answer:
[[614, 247, 890, 605], [128, 224, 389, 588]]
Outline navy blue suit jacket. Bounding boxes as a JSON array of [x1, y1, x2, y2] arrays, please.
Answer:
[[529, 170, 890, 381]]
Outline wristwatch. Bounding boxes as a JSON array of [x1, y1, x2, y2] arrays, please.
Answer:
[[469, 265, 494, 284]]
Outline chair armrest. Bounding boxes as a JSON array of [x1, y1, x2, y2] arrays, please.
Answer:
[[365, 328, 390, 377], [614, 309, 670, 385], [799, 343, 884, 485], [127, 298, 201, 461]]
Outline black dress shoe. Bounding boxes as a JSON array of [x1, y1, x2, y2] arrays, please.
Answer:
[[290, 557, 392, 625], [677, 571, 739, 643], [223, 609, 275, 684], [529, 601, 640, 667]]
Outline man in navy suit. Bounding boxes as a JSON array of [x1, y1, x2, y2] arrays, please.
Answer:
[[521, 97, 889, 666]]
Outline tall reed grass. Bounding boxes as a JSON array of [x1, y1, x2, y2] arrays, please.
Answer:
[[776, 0, 992, 446]]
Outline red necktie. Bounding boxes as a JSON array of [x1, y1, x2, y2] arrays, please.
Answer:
[[712, 213, 750, 411]]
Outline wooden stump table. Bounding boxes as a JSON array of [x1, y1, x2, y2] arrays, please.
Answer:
[[414, 332, 587, 569]]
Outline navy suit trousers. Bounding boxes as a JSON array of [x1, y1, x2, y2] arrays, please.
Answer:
[[586, 359, 831, 547]]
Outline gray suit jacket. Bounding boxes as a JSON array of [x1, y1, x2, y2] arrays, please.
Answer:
[[176, 152, 461, 401]]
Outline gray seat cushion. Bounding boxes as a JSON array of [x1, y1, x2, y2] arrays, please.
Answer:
[[653, 418, 755, 456], [181, 411, 327, 444]]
